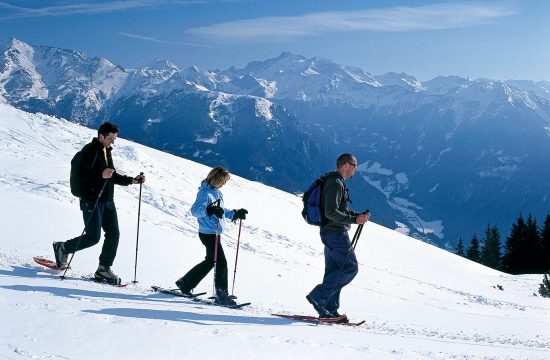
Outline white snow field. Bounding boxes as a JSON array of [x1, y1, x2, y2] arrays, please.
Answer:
[[0, 103, 548, 359]]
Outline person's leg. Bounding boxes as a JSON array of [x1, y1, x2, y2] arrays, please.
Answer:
[[177, 233, 216, 290], [308, 231, 358, 311], [98, 201, 120, 267], [63, 200, 104, 253], [214, 241, 228, 291]]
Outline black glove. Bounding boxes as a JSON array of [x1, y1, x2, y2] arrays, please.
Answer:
[[206, 203, 224, 218], [232, 208, 248, 221], [134, 174, 145, 184]]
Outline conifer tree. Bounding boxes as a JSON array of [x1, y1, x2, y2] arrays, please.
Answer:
[[466, 235, 481, 263], [525, 214, 543, 273], [541, 214, 550, 273], [503, 214, 527, 274], [456, 237, 465, 257], [481, 224, 501, 270], [539, 274, 550, 298]]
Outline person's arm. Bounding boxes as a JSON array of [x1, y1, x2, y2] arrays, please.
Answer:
[[112, 170, 134, 186], [191, 191, 216, 218], [323, 181, 356, 224]]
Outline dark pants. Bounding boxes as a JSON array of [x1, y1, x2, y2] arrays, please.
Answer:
[[308, 231, 358, 312], [64, 199, 120, 267], [179, 233, 228, 291]]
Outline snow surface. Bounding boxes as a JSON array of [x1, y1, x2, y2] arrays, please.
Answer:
[[0, 104, 548, 359]]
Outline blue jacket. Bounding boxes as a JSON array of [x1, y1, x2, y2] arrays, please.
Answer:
[[190, 181, 235, 234]]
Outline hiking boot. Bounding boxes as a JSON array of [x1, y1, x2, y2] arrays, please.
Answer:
[[94, 265, 121, 285], [53, 242, 68, 268], [215, 289, 237, 306], [327, 310, 349, 323], [175, 278, 193, 296], [306, 294, 331, 318]]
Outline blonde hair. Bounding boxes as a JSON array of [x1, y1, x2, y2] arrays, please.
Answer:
[[204, 166, 230, 187]]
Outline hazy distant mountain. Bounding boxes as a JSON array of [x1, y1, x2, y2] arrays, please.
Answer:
[[2, 38, 549, 248]]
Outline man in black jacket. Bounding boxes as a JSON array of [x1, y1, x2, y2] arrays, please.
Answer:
[[306, 153, 369, 321], [53, 122, 145, 284]]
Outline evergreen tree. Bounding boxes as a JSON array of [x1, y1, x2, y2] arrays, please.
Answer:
[[456, 237, 465, 257], [503, 214, 527, 274], [541, 213, 550, 273], [525, 214, 543, 273], [466, 235, 481, 263], [481, 224, 501, 270], [539, 273, 550, 298]]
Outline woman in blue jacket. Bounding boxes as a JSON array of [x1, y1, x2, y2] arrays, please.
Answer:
[[176, 167, 248, 305]]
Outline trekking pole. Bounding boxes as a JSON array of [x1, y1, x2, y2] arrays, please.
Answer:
[[352, 210, 369, 250], [231, 219, 243, 296], [132, 172, 144, 284], [212, 218, 220, 301], [352, 224, 364, 250], [61, 178, 109, 279], [211, 199, 221, 301]]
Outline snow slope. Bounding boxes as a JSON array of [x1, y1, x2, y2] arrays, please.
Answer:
[[0, 104, 548, 360]]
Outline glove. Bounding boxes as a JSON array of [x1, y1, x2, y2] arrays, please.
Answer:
[[206, 203, 224, 218], [133, 174, 145, 184], [232, 208, 248, 221]]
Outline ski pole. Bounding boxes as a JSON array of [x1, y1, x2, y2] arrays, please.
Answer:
[[61, 178, 109, 279], [231, 219, 243, 296], [352, 210, 369, 250], [352, 224, 363, 250], [132, 172, 144, 284], [212, 217, 220, 301]]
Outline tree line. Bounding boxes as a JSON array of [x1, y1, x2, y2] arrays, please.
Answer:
[[456, 213, 550, 275]]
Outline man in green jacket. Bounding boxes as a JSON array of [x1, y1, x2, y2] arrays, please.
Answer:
[[306, 153, 370, 321]]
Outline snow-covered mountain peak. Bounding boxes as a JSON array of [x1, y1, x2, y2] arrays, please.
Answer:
[[423, 75, 473, 94], [146, 58, 181, 72], [5, 37, 35, 56], [243, 52, 307, 75], [0, 38, 47, 102], [375, 72, 425, 91]]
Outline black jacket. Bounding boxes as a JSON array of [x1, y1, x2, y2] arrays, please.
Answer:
[[78, 138, 133, 201], [320, 171, 359, 233]]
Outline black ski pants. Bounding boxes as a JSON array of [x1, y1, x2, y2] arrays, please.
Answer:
[[64, 199, 120, 267], [179, 232, 228, 292]]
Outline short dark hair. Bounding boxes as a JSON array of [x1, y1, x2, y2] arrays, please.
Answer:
[[98, 122, 119, 136], [336, 153, 354, 168]]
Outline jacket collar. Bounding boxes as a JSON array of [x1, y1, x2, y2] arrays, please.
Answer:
[[92, 137, 112, 152]]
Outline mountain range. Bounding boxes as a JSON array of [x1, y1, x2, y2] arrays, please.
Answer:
[[2, 37, 549, 249]]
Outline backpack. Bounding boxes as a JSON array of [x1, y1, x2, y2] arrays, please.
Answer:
[[69, 148, 98, 197], [301, 178, 326, 226]]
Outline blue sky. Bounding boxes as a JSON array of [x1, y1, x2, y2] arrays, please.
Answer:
[[1, 0, 549, 81]]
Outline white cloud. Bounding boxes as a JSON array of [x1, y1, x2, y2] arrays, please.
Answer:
[[118, 32, 216, 49], [185, 2, 517, 42], [0, 0, 215, 20]]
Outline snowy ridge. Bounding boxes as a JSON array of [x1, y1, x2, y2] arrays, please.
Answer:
[[3, 38, 549, 248], [3, 39, 550, 119], [0, 104, 549, 359]]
